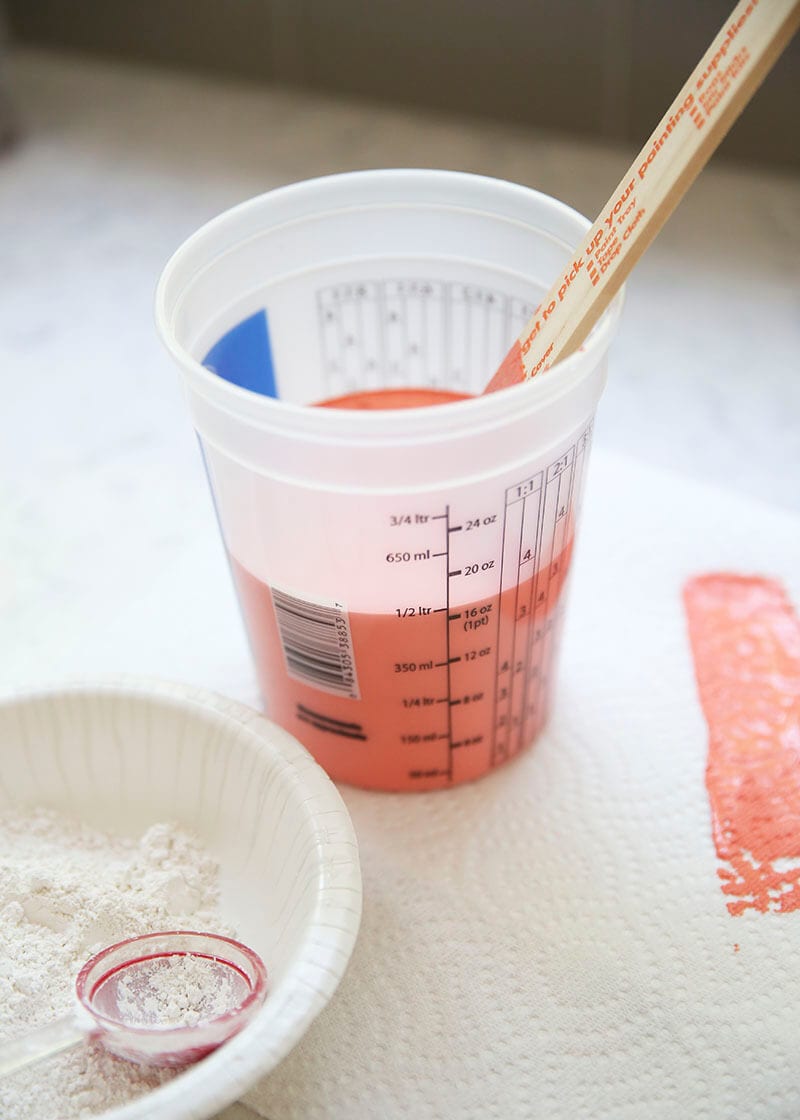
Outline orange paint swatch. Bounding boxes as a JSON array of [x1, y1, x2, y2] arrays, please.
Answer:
[[683, 574, 800, 916]]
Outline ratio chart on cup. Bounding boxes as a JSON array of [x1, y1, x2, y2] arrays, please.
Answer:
[[317, 279, 536, 396]]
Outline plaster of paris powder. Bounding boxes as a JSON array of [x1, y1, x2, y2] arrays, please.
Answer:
[[0, 807, 233, 1120], [115, 954, 239, 1029]]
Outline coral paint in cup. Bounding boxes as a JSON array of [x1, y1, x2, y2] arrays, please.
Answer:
[[156, 170, 622, 790], [318, 387, 470, 410]]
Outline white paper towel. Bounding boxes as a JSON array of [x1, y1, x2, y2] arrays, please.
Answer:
[[243, 450, 800, 1120]]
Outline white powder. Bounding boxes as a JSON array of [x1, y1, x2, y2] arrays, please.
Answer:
[[114, 954, 240, 1029], [0, 807, 233, 1119]]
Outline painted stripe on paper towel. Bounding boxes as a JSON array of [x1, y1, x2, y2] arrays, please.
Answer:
[[683, 574, 800, 916]]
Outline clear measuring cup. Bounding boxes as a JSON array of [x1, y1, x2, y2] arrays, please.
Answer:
[[0, 931, 268, 1076], [156, 170, 622, 792]]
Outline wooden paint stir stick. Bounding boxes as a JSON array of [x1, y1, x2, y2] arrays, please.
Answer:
[[484, 0, 800, 393]]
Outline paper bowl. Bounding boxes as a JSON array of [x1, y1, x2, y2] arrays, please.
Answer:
[[0, 678, 362, 1119]]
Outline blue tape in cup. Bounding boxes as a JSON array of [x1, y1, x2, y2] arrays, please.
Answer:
[[203, 310, 278, 398]]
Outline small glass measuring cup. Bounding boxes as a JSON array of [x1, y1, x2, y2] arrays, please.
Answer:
[[0, 931, 268, 1077]]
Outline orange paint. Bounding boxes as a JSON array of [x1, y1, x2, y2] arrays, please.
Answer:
[[683, 574, 800, 916], [230, 549, 571, 791], [228, 385, 574, 789], [317, 387, 470, 409], [484, 339, 525, 394]]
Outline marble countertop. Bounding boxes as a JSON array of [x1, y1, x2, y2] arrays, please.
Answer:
[[1, 48, 798, 1120]]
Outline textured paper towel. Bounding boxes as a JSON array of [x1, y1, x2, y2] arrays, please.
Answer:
[[244, 451, 800, 1120]]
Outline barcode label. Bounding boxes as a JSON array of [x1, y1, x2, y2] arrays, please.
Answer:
[[270, 587, 360, 700]]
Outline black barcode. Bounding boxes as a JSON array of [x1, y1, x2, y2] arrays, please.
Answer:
[[270, 587, 360, 699]]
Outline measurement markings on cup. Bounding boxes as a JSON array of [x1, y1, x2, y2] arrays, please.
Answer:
[[399, 425, 592, 785], [317, 279, 536, 395], [491, 429, 590, 769], [266, 426, 592, 786]]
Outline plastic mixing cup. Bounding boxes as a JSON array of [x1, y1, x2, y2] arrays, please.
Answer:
[[156, 170, 622, 792]]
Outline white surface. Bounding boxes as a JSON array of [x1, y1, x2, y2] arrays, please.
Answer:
[[2, 47, 799, 1120], [0, 681, 361, 1120]]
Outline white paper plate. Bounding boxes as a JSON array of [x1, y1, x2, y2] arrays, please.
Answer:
[[0, 678, 362, 1120]]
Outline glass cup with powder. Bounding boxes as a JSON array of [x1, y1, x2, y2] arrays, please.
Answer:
[[1, 930, 268, 1077]]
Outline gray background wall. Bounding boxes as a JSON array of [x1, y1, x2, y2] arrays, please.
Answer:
[[5, 0, 799, 169]]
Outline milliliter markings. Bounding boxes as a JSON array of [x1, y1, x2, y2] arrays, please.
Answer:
[[401, 421, 592, 786], [442, 504, 455, 782]]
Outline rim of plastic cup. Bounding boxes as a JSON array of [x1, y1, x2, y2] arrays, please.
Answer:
[[155, 169, 623, 439]]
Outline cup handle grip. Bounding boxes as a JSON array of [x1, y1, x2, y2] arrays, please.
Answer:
[[0, 1011, 90, 1078]]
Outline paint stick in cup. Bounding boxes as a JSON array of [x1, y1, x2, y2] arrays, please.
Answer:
[[484, 0, 800, 393]]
